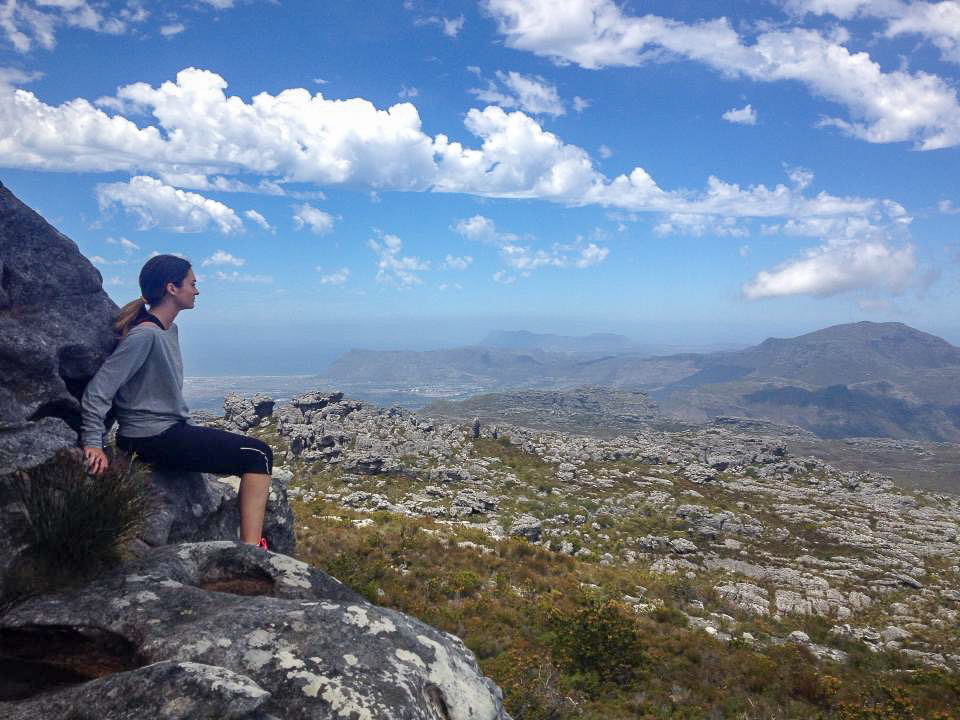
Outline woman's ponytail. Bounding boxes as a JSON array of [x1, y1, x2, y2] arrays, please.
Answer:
[[114, 297, 149, 338], [113, 255, 192, 338]]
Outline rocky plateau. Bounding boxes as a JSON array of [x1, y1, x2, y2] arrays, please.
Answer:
[[211, 389, 960, 674]]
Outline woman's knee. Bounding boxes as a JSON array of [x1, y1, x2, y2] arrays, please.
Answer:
[[239, 438, 273, 475]]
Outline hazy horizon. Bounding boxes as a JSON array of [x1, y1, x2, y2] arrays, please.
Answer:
[[166, 313, 960, 376]]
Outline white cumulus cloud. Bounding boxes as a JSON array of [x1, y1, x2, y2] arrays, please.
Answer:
[[442, 254, 473, 270], [0, 0, 147, 52], [415, 13, 465, 37], [722, 103, 757, 125], [292, 203, 335, 234], [654, 213, 749, 237], [574, 243, 609, 267], [244, 209, 273, 232], [316, 267, 350, 285], [469, 70, 566, 116], [742, 240, 916, 299], [201, 250, 245, 267], [106, 236, 139, 252], [0, 67, 920, 242], [369, 234, 429, 286], [89, 255, 127, 265], [442, 14, 464, 37], [159, 23, 184, 37], [788, 0, 960, 64], [483, 0, 960, 149], [453, 215, 609, 275], [96, 176, 244, 234], [214, 270, 273, 283]]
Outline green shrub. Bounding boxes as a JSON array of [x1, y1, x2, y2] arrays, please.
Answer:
[[450, 570, 483, 597], [2, 449, 153, 609], [546, 596, 647, 691]]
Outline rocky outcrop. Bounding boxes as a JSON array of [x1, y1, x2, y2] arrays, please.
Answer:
[[220, 393, 276, 432], [228, 385, 960, 670], [0, 181, 117, 474], [0, 542, 510, 720], [136, 468, 296, 556]]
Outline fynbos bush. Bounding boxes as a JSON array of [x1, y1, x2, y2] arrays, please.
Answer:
[[546, 596, 647, 692], [2, 450, 153, 608]]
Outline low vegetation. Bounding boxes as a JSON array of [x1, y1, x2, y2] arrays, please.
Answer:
[[293, 496, 959, 719], [1, 449, 153, 611]]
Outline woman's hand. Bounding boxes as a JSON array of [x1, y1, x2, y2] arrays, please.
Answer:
[[83, 446, 109, 475]]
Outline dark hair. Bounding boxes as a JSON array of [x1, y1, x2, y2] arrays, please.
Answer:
[[114, 254, 192, 337]]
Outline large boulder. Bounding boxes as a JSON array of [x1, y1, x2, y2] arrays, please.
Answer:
[[0, 180, 118, 474], [221, 393, 276, 432], [137, 469, 296, 555], [0, 541, 510, 720]]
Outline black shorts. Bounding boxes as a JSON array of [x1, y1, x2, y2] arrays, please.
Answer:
[[117, 422, 273, 476]]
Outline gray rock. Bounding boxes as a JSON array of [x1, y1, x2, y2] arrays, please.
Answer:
[[0, 181, 117, 474], [3, 660, 270, 720], [668, 538, 698, 555], [222, 393, 275, 432], [881, 625, 911, 643], [714, 582, 770, 616], [292, 391, 344, 416], [136, 469, 295, 555], [509, 515, 542, 542], [0, 542, 509, 720], [342, 451, 387, 475], [451, 489, 498, 515], [894, 573, 924, 589], [221, 394, 260, 432]]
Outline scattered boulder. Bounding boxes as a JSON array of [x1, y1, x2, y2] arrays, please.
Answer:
[[450, 489, 498, 516], [668, 538, 698, 555], [715, 582, 770, 616], [222, 393, 275, 432], [509, 514, 542, 542]]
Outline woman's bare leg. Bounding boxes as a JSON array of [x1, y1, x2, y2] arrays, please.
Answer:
[[239, 472, 270, 544]]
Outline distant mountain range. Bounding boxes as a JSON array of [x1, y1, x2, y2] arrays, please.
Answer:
[[321, 322, 960, 441]]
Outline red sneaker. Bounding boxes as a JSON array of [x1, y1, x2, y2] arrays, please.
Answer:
[[258, 537, 268, 550]]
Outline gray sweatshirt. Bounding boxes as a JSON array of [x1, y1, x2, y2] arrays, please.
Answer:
[[80, 320, 190, 448]]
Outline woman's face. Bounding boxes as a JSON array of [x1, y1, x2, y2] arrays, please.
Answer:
[[169, 268, 199, 310]]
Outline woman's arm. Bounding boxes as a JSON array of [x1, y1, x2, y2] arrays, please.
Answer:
[[80, 329, 156, 450]]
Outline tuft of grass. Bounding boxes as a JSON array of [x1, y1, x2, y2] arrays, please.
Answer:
[[2, 449, 154, 611]]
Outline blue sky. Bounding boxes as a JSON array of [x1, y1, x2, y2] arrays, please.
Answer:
[[1, 0, 959, 373]]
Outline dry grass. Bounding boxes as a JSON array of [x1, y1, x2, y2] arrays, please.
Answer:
[[292, 499, 959, 720]]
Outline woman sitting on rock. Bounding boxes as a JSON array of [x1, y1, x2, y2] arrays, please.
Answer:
[[80, 254, 273, 548]]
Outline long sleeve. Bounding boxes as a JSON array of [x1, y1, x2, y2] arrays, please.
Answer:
[[80, 330, 156, 448]]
